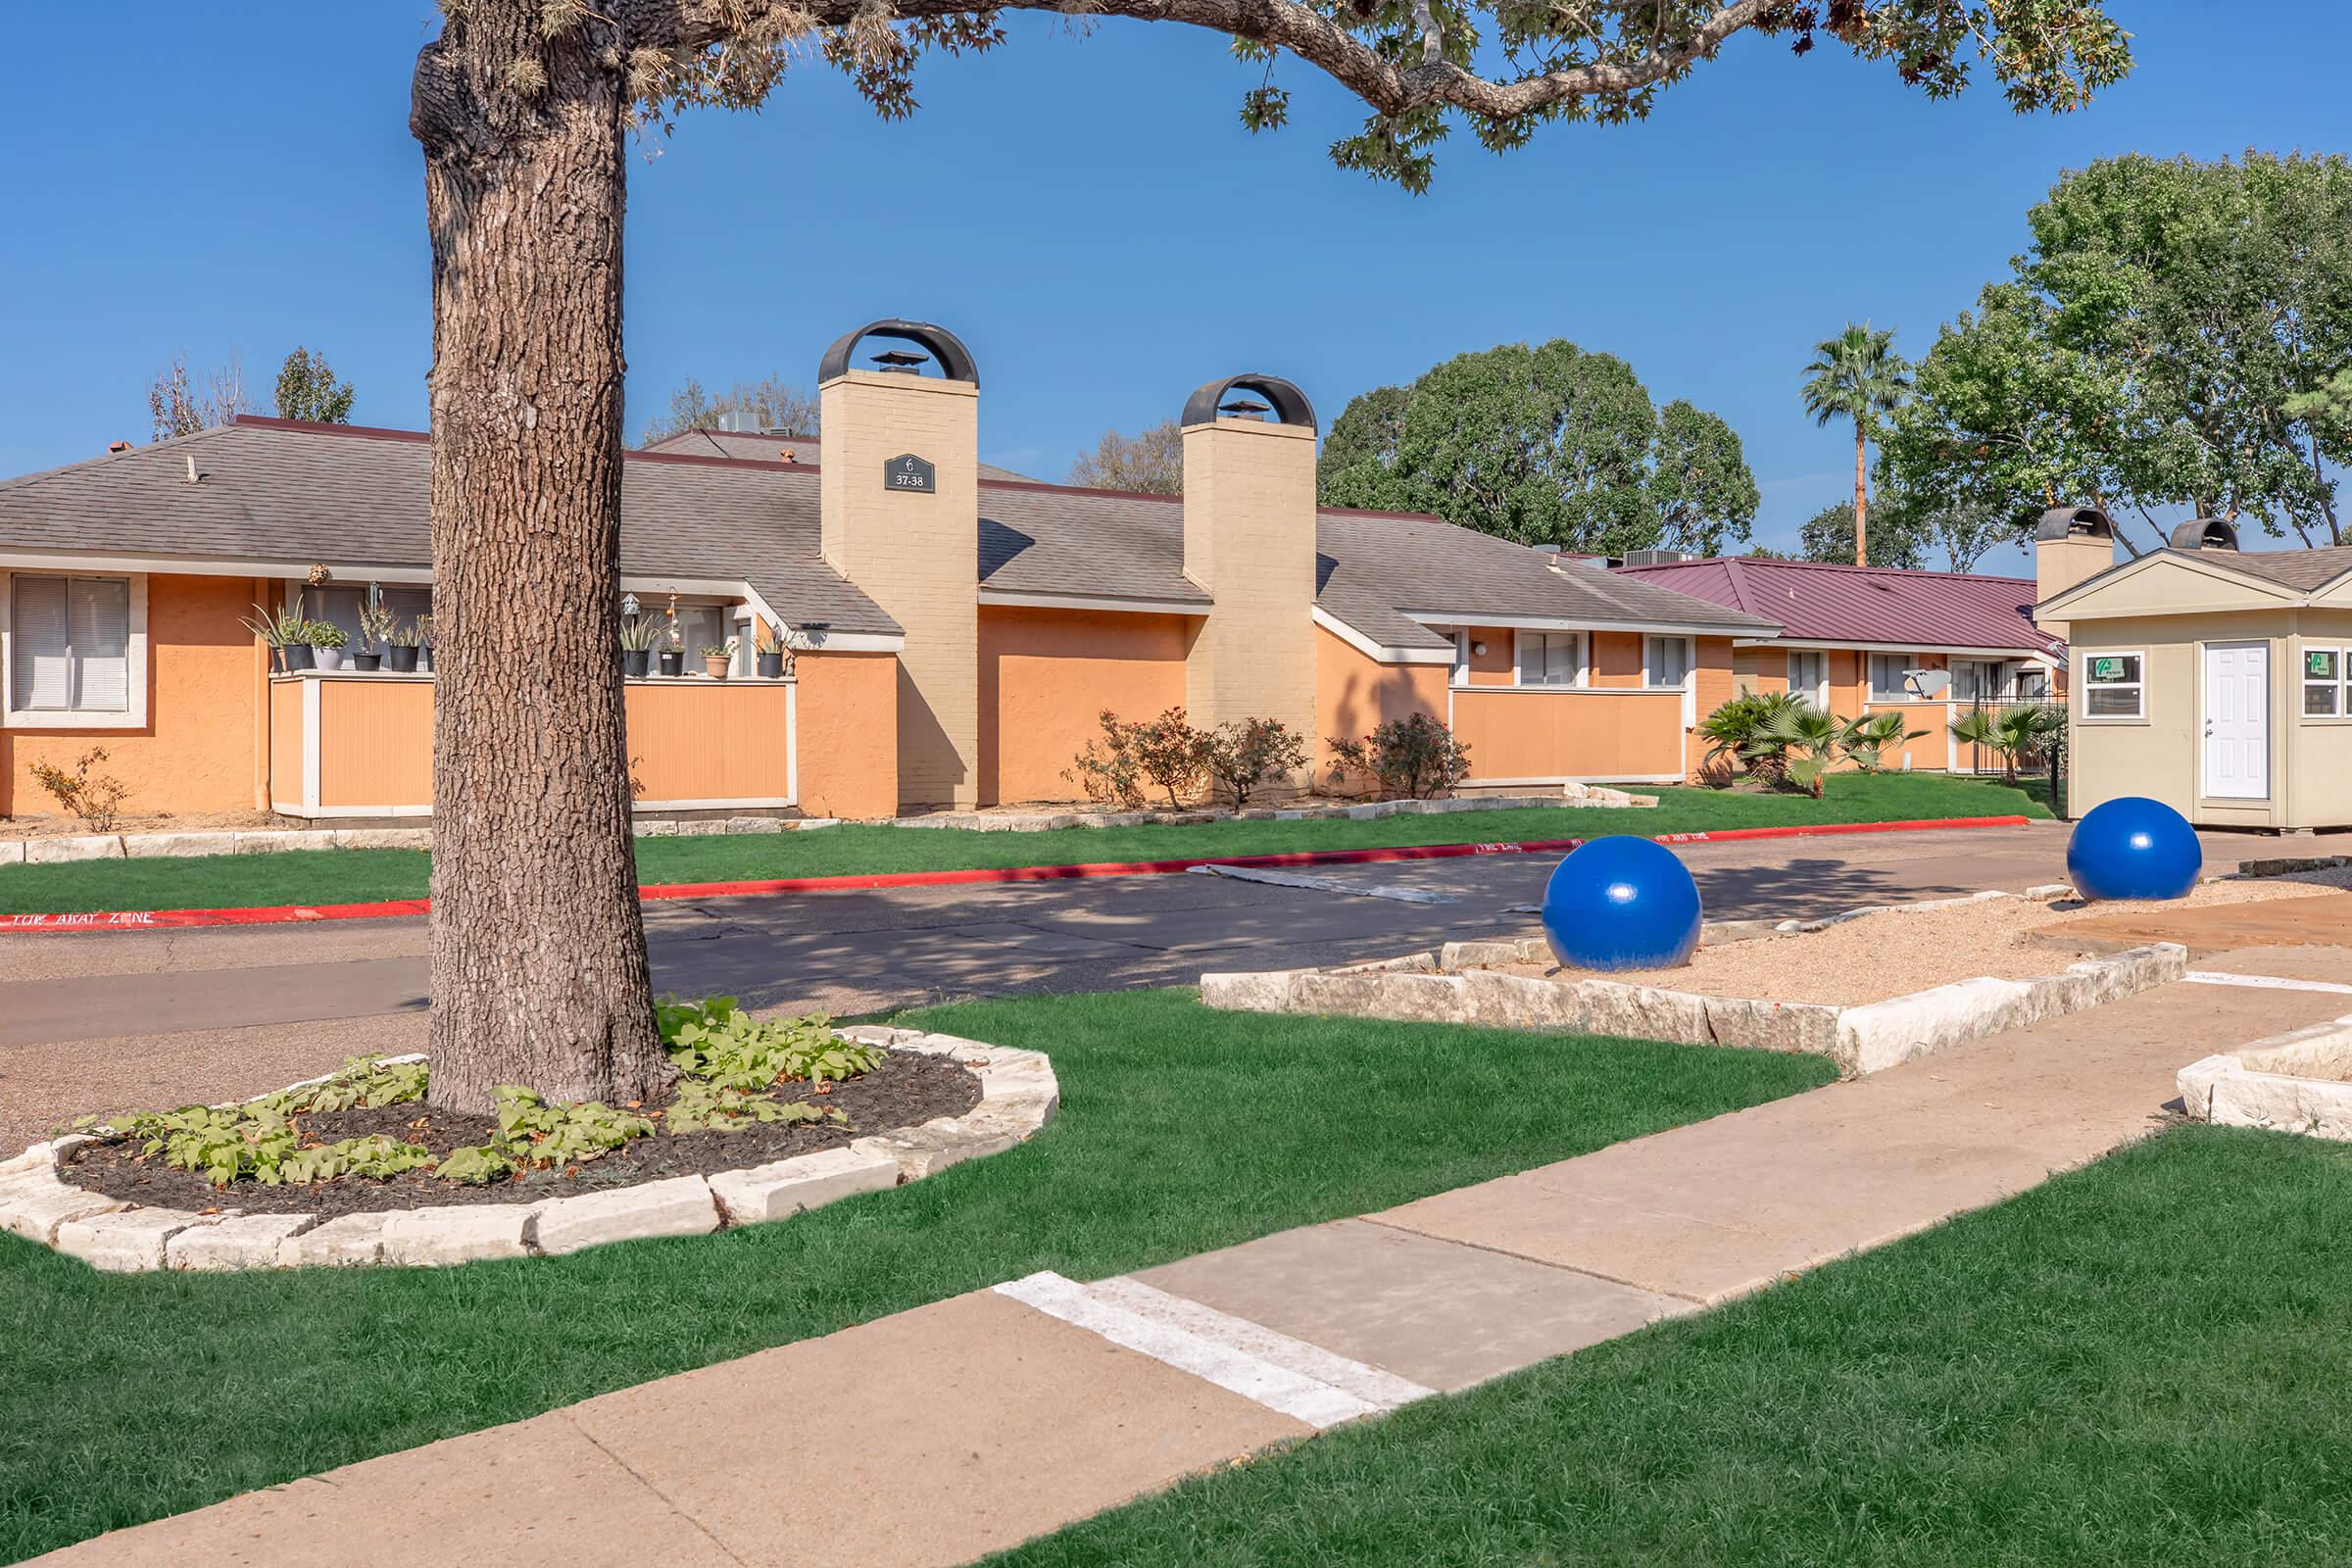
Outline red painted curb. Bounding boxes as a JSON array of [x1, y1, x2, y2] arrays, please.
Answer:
[[0, 814, 2036, 933]]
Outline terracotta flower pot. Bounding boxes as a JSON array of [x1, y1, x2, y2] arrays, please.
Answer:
[[704, 656, 731, 680]]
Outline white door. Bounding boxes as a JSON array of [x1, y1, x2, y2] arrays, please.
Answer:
[[2202, 641, 2270, 800]]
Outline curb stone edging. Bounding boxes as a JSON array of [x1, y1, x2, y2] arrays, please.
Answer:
[[6, 1033, 1054, 1272], [886, 787, 1657, 835], [1201, 888, 2188, 1078], [2180, 1013, 2352, 1138]]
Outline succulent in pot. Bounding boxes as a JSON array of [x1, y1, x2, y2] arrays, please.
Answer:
[[352, 584, 397, 672], [240, 596, 313, 674], [754, 620, 785, 679], [306, 620, 350, 672], [702, 639, 737, 680], [619, 613, 660, 678]]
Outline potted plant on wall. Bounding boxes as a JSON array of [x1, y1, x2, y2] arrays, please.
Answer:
[[307, 619, 350, 672], [754, 620, 785, 679], [702, 638, 737, 680], [353, 585, 396, 672], [241, 597, 312, 673], [619, 615, 658, 678], [415, 613, 435, 674], [385, 617, 422, 673], [658, 611, 685, 677]]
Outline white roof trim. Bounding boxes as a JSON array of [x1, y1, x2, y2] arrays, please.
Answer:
[[1735, 636, 2059, 660], [1406, 610, 1774, 638], [978, 589, 1207, 616], [785, 627, 904, 653], [1312, 606, 1453, 664], [2035, 548, 2320, 615]]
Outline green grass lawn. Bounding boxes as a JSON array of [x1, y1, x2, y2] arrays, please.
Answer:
[[0, 989, 1830, 1562], [994, 1124, 2352, 1568], [0, 772, 2051, 915]]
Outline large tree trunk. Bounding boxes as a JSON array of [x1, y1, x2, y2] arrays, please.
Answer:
[[1851, 420, 1869, 566], [411, 8, 670, 1112]]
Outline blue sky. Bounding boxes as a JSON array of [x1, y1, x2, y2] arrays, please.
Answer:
[[5, 3, 2347, 571]]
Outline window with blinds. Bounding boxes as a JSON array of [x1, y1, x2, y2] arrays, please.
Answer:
[[10, 575, 129, 713], [1644, 635, 1692, 688]]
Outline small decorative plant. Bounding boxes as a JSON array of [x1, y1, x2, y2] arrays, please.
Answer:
[[414, 612, 436, 674], [1201, 716, 1308, 809], [753, 619, 785, 678], [305, 619, 350, 672], [240, 596, 311, 672], [702, 638, 737, 679], [25, 747, 133, 831], [1696, 691, 1803, 784], [1326, 712, 1471, 801], [384, 616, 423, 672], [619, 614, 660, 678], [1749, 702, 1842, 798], [1843, 709, 1930, 773], [356, 584, 399, 662], [1064, 708, 1206, 809]]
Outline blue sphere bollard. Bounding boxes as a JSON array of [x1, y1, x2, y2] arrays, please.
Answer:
[[1542, 836, 1703, 972], [2065, 796, 2202, 903]]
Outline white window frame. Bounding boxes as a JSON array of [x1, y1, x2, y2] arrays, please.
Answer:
[[1787, 649, 1829, 708], [2080, 648, 2147, 723], [1514, 629, 1586, 688], [1868, 652, 1921, 704], [1, 570, 149, 730], [1450, 628, 1471, 688], [1644, 633, 1697, 726], [2302, 645, 2348, 720]]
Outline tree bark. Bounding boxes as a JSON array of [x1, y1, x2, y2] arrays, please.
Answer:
[[412, 8, 670, 1112], [1851, 419, 1869, 565]]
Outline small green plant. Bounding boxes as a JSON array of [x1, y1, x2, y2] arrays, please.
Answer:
[[435, 1088, 656, 1183], [25, 748, 134, 831], [1949, 703, 2064, 784], [273, 1055, 428, 1115], [281, 1135, 437, 1185], [1201, 716, 1308, 809], [659, 997, 881, 1087], [385, 618, 423, 649], [700, 642, 737, 660], [1064, 708, 1209, 809], [1696, 691, 1804, 783], [303, 620, 348, 650], [663, 1080, 841, 1134], [618, 615, 661, 652], [1326, 712, 1472, 801], [434, 1144, 517, 1184], [1841, 710, 1930, 773], [1748, 702, 1844, 797], [754, 619, 781, 655], [238, 596, 309, 654]]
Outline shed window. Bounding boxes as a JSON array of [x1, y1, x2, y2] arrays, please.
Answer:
[[1518, 632, 1581, 687], [1644, 635, 1692, 689], [2306, 647, 2345, 717], [10, 575, 129, 713], [2082, 652, 2144, 719], [1868, 654, 1922, 702]]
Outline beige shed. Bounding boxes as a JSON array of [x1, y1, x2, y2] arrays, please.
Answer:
[[2035, 511, 2352, 831]]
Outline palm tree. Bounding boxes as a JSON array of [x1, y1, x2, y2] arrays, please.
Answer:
[[1949, 703, 2065, 784], [1800, 324, 1912, 565], [1749, 702, 1845, 798]]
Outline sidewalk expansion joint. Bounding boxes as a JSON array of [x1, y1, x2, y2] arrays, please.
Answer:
[[994, 1271, 1433, 1429], [560, 1411, 754, 1566], [1351, 1215, 1715, 1307]]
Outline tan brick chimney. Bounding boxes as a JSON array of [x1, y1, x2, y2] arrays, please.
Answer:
[[1180, 374, 1320, 766], [817, 320, 981, 810], [2033, 505, 2117, 644]]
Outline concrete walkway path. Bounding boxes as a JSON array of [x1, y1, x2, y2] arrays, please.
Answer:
[[32, 953, 2352, 1568]]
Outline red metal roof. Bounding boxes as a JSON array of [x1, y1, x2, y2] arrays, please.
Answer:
[[1615, 556, 2062, 656]]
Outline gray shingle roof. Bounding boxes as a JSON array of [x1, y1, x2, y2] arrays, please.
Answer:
[[2188, 543, 2352, 592], [644, 428, 1037, 483], [0, 419, 900, 636], [1, 419, 1777, 650]]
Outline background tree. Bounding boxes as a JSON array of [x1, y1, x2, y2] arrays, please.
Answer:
[[1647, 399, 1762, 556], [1068, 419, 1182, 493], [1797, 500, 1926, 569], [638, 375, 820, 444], [1799, 323, 1912, 565], [1889, 152, 2352, 552], [405, 0, 2132, 1108], [273, 347, 356, 424], [147, 354, 247, 441], [1319, 340, 1755, 555]]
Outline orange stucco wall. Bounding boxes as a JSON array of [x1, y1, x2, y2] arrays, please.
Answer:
[[1588, 630, 1645, 688], [1453, 688, 1684, 781], [1462, 632, 1513, 686], [1315, 625, 1448, 779], [794, 651, 898, 818], [2, 572, 258, 819], [979, 606, 1194, 806]]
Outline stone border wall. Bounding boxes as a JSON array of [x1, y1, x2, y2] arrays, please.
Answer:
[[1201, 892, 2185, 1078], [0, 784, 1664, 863], [0, 1029, 1053, 1272], [2180, 1015, 2352, 1139]]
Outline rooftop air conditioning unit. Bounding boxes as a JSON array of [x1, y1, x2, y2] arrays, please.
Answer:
[[1623, 549, 1692, 566]]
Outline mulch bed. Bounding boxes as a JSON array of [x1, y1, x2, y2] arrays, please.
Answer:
[[60, 1049, 982, 1217]]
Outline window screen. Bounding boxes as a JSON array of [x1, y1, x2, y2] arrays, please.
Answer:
[[1645, 636, 1691, 687], [11, 575, 128, 712]]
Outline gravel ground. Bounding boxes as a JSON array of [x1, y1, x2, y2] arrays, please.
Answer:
[[1502, 873, 2351, 1007]]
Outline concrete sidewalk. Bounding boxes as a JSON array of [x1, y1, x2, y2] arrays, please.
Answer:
[[33, 956, 2352, 1568]]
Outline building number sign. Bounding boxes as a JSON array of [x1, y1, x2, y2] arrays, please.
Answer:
[[884, 454, 937, 494]]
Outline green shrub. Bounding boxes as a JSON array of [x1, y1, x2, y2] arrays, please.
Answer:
[[1326, 712, 1472, 800], [1696, 691, 1803, 782], [1063, 707, 1208, 809], [1201, 717, 1309, 809], [658, 997, 880, 1087]]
